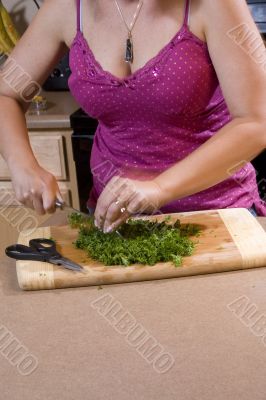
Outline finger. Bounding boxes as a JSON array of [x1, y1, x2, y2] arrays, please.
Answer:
[[107, 175, 123, 191], [115, 184, 137, 206], [101, 179, 137, 224], [32, 194, 45, 215], [101, 181, 138, 232], [95, 176, 135, 229], [95, 178, 126, 229], [127, 193, 147, 215], [42, 189, 56, 214], [103, 202, 125, 233], [22, 198, 34, 210], [28, 187, 45, 215], [94, 188, 116, 229], [127, 193, 156, 216], [16, 191, 34, 210], [56, 189, 64, 205], [107, 212, 130, 233]]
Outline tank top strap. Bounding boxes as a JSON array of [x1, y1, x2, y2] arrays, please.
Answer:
[[183, 0, 191, 27], [76, 0, 83, 32]]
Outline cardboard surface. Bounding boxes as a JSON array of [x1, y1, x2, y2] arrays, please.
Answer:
[[0, 211, 266, 400]]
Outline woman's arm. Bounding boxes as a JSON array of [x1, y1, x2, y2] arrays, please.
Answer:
[[0, 0, 74, 214], [94, 0, 266, 232], [154, 0, 266, 204]]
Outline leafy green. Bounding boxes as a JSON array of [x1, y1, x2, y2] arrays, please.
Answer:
[[68, 213, 200, 267]]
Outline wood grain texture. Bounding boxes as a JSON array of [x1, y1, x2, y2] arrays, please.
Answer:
[[218, 209, 266, 268], [16, 227, 55, 291], [15, 208, 266, 291], [0, 136, 66, 180]]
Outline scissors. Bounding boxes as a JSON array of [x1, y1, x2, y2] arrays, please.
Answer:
[[5, 238, 84, 272]]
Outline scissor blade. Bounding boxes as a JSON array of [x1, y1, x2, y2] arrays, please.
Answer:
[[50, 257, 84, 272]]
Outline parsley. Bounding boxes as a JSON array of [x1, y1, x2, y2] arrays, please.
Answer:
[[68, 213, 200, 267]]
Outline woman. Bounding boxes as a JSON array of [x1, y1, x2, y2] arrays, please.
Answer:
[[0, 0, 266, 234]]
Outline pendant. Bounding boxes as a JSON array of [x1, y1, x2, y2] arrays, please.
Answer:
[[125, 35, 133, 63]]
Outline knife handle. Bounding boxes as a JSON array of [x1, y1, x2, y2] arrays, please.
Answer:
[[55, 200, 65, 210]]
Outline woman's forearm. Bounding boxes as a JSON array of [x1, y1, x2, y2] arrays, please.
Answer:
[[0, 95, 62, 213], [0, 96, 38, 168], [154, 117, 266, 205]]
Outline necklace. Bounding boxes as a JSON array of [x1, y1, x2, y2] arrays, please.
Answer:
[[114, 0, 144, 63]]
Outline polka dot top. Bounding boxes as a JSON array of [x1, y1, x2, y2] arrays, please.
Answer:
[[68, 0, 266, 216]]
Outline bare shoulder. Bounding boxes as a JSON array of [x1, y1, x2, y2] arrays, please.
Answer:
[[39, 0, 77, 44], [199, 0, 257, 34], [49, 0, 78, 46], [197, 0, 266, 119], [189, 0, 208, 42], [0, 0, 77, 104]]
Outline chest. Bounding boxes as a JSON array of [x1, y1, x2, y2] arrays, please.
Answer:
[[68, 29, 217, 123], [65, 0, 205, 80]]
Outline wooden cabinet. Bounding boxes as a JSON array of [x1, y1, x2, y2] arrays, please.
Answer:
[[0, 129, 79, 210], [0, 91, 80, 210], [0, 135, 67, 180]]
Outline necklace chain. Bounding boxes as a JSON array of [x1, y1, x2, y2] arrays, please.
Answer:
[[114, 0, 143, 63], [114, 0, 143, 36]]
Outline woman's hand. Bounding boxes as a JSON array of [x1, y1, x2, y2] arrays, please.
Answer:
[[9, 160, 63, 215], [94, 176, 164, 233]]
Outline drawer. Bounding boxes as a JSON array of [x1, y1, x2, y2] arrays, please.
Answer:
[[0, 183, 71, 206], [0, 136, 67, 180]]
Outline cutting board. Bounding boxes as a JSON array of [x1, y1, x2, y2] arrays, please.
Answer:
[[15, 208, 266, 291]]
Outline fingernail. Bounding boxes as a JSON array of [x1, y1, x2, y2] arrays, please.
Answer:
[[104, 226, 112, 233]]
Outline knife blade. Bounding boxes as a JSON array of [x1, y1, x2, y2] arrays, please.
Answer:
[[55, 200, 89, 218]]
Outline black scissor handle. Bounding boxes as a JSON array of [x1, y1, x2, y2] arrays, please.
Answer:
[[29, 238, 56, 253], [5, 244, 46, 261], [29, 239, 61, 260]]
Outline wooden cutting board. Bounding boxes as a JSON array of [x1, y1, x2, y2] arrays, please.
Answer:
[[15, 208, 266, 291]]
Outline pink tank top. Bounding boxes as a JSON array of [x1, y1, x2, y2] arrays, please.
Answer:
[[68, 0, 266, 216]]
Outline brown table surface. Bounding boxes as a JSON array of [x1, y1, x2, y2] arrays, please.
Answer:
[[1, 208, 266, 400]]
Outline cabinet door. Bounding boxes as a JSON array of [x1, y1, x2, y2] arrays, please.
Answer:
[[0, 182, 71, 206], [0, 136, 67, 180]]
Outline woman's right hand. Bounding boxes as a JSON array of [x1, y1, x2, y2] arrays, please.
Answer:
[[9, 160, 63, 215]]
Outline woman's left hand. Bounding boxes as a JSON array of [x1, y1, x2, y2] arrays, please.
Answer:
[[94, 176, 164, 233]]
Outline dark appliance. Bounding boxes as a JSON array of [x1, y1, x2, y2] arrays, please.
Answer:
[[247, 0, 266, 33], [70, 1, 266, 211], [70, 109, 98, 212], [43, 53, 71, 91]]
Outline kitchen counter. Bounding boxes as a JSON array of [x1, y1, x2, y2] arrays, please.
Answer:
[[1, 209, 266, 400], [26, 91, 79, 130]]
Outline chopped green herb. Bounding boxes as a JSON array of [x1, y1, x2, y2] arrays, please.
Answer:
[[68, 213, 91, 229], [68, 213, 201, 267]]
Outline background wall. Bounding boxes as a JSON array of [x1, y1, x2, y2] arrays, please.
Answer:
[[5, 0, 43, 34]]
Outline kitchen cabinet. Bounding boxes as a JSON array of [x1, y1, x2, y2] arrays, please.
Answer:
[[0, 134, 66, 180], [0, 92, 80, 209]]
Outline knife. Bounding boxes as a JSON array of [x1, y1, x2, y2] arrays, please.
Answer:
[[55, 200, 89, 218]]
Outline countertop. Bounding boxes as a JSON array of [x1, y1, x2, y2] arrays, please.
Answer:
[[1, 209, 266, 400], [26, 91, 79, 130]]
